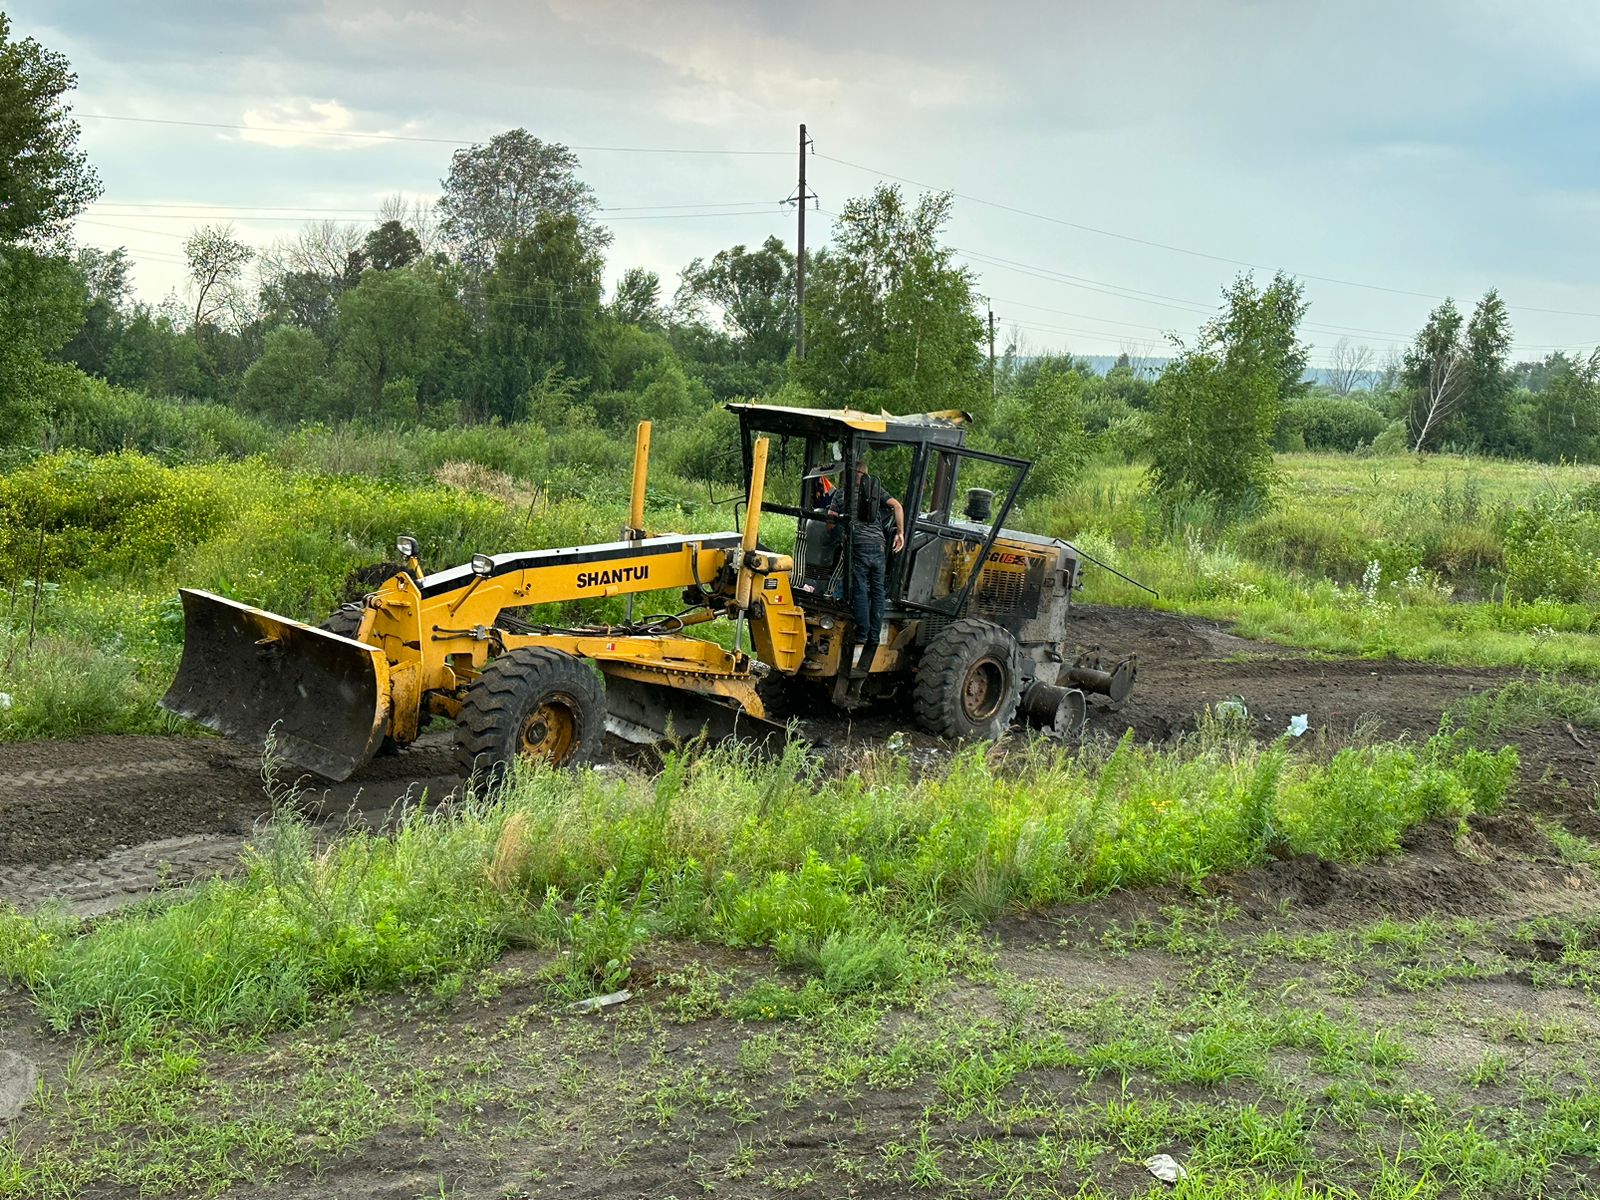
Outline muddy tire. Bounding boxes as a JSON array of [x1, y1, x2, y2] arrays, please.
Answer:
[[913, 618, 1023, 740], [757, 673, 826, 724], [320, 606, 402, 755], [319, 606, 367, 640], [455, 648, 605, 787]]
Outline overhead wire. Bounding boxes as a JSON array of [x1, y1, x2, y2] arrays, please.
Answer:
[[67, 118, 1600, 334], [815, 152, 1600, 320], [76, 112, 790, 155], [90, 198, 784, 214]]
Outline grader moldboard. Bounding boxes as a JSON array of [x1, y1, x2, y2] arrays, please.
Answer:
[[160, 404, 1137, 783]]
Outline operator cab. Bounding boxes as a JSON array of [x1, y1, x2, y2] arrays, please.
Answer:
[[727, 403, 1029, 626]]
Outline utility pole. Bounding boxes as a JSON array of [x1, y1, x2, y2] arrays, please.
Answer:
[[789, 123, 816, 360], [988, 307, 997, 401]]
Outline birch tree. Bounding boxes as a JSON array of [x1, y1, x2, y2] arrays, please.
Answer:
[[1404, 299, 1466, 452]]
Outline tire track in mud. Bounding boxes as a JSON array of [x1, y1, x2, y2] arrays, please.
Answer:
[[0, 834, 252, 917], [0, 732, 463, 914]]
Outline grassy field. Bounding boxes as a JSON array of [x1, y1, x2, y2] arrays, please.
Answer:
[[0, 709, 1554, 1197], [1026, 452, 1600, 675], [4, 430, 1600, 741], [5, 424, 1600, 1195]]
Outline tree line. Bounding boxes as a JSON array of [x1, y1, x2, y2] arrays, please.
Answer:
[[4, 14, 1600, 526]]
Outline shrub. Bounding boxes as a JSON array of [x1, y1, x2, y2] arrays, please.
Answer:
[[1277, 396, 1388, 452], [1503, 489, 1600, 603], [45, 377, 274, 462], [986, 367, 1092, 501], [660, 403, 744, 486], [1370, 419, 1411, 456], [0, 451, 243, 581], [239, 326, 336, 422]]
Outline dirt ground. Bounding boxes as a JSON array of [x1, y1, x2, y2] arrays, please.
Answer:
[[0, 603, 1580, 916], [4, 605, 1600, 1196]]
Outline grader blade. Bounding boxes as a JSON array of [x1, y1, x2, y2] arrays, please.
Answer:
[[159, 589, 389, 781], [602, 675, 789, 752]]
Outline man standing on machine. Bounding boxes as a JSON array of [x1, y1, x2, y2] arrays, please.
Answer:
[[829, 451, 905, 673]]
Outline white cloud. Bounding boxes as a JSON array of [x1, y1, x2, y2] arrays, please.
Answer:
[[237, 98, 405, 149]]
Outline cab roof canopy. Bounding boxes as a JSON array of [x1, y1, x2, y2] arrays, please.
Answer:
[[727, 402, 972, 444]]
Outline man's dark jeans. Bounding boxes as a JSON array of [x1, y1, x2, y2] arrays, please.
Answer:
[[849, 539, 887, 651]]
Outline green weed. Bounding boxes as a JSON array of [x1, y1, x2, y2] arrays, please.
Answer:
[[0, 728, 1516, 1035]]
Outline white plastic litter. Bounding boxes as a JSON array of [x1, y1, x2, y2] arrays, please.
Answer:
[[1144, 1153, 1188, 1183], [566, 989, 632, 1014], [1286, 713, 1309, 737], [1215, 697, 1248, 720], [0, 693, 11, 710]]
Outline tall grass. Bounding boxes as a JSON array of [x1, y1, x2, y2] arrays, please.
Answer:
[[0, 448, 739, 738], [0, 723, 1516, 1035]]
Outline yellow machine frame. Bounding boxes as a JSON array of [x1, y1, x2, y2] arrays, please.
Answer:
[[163, 422, 810, 778]]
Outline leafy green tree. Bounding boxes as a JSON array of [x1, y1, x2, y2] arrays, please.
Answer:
[[1102, 355, 1154, 409], [1530, 349, 1600, 462], [987, 367, 1089, 501], [664, 320, 781, 403], [332, 261, 462, 422], [105, 303, 206, 398], [0, 249, 86, 445], [354, 219, 423, 273], [1209, 271, 1310, 406], [0, 16, 99, 445], [58, 246, 131, 377], [183, 223, 254, 344], [437, 129, 606, 271], [676, 236, 795, 365], [609, 267, 663, 328], [1512, 353, 1569, 394], [796, 186, 984, 417], [259, 268, 341, 339], [477, 212, 605, 422], [1443, 289, 1514, 451], [258, 220, 362, 336], [0, 14, 100, 245], [1146, 272, 1308, 513], [240, 326, 335, 421]]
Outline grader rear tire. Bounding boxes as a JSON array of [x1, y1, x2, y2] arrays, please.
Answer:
[[455, 647, 605, 788], [913, 618, 1023, 741]]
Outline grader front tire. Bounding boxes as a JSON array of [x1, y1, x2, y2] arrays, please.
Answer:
[[455, 648, 605, 787], [913, 618, 1023, 741], [320, 605, 401, 756]]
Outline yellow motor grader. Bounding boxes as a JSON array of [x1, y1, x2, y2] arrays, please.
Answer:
[[161, 404, 1135, 782]]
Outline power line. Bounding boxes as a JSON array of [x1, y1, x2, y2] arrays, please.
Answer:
[[79, 207, 788, 225], [987, 290, 1408, 344], [818, 152, 1600, 321], [76, 112, 790, 155], [962, 250, 1596, 351], [90, 198, 784, 215], [78, 218, 186, 241]]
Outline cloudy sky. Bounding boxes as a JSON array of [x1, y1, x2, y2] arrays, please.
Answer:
[[14, 0, 1600, 363]]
